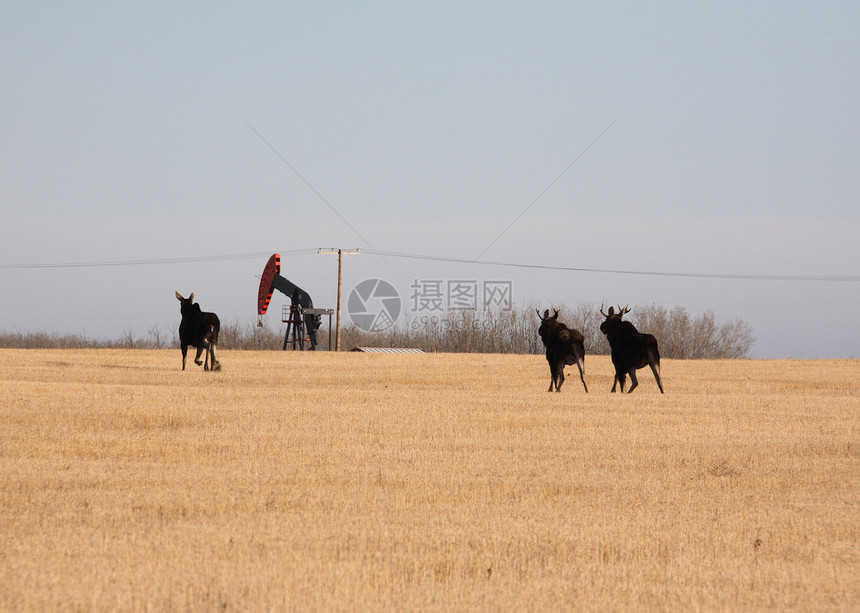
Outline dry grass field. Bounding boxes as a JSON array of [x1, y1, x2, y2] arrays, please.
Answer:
[[1, 349, 858, 611]]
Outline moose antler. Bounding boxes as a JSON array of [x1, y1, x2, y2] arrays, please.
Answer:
[[618, 305, 630, 317], [599, 303, 608, 317]]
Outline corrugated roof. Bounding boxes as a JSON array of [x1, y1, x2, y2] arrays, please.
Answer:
[[350, 347, 425, 354]]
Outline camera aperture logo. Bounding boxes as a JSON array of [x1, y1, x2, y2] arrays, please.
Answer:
[[347, 279, 402, 332]]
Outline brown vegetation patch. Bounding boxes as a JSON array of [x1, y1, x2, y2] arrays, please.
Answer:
[[1, 350, 858, 610]]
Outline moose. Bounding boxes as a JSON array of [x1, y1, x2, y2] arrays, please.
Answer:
[[175, 291, 221, 371], [536, 309, 588, 392], [599, 304, 663, 394]]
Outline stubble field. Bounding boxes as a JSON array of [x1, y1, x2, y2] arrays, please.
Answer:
[[1, 349, 858, 611]]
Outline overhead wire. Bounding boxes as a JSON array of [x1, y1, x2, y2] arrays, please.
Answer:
[[1, 247, 856, 282], [361, 249, 860, 283], [0, 249, 319, 270]]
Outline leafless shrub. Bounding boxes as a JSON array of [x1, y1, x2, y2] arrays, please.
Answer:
[[714, 317, 756, 359], [217, 318, 284, 350], [0, 331, 97, 349], [147, 325, 167, 349], [0, 303, 755, 358], [628, 304, 755, 359], [121, 328, 139, 349]]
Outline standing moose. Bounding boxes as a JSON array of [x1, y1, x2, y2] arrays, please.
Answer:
[[599, 304, 663, 394], [537, 309, 588, 392], [175, 292, 221, 371]]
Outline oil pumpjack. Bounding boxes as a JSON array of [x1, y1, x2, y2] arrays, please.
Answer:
[[257, 253, 332, 350]]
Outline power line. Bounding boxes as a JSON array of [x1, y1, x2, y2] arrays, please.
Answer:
[[241, 117, 383, 256], [2, 247, 856, 282], [472, 118, 618, 263], [362, 249, 860, 283], [0, 249, 319, 270]]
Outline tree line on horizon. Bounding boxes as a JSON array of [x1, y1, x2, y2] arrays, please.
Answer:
[[0, 302, 755, 359]]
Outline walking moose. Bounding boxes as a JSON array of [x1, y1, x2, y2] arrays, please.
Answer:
[[599, 305, 663, 393], [537, 309, 588, 393], [175, 292, 221, 371]]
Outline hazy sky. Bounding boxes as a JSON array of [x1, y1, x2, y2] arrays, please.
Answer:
[[2, 2, 858, 358]]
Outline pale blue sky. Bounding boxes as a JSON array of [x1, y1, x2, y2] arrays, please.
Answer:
[[2, 2, 858, 357]]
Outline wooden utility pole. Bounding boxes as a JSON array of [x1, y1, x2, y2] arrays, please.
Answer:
[[319, 248, 360, 351]]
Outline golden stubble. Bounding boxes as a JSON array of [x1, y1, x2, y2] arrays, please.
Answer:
[[1, 350, 858, 611]]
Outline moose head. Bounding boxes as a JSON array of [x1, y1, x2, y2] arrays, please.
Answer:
[[599, 304, 631, 335], [175, 291, 196, 314], [536, 308, 560, 342]]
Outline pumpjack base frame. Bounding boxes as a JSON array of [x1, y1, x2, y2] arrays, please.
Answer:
[[282, 304, 334, 351]]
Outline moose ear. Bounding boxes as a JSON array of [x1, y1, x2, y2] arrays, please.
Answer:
[[189, 292, 194, 302], [543, 309, 549, 319], [608, 306, 615, 316], [553, 309, 559, 319], [175, 291, 183, 301]]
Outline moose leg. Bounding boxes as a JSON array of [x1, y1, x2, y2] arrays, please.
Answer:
[[575, 356, 588, 393], [203, 342, 215, 372], [555, 361, 565, 392], [546, 356, 555, 392], [202, 336, 214, 371], [181, 344, 188, 370], [610, 352, 624, 392], [194, 344, 206, 367], [209, 344, 220, 371], [649, 361, 664, 394], [627, 369, 639, 394], [612, 372, 626, 393]]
